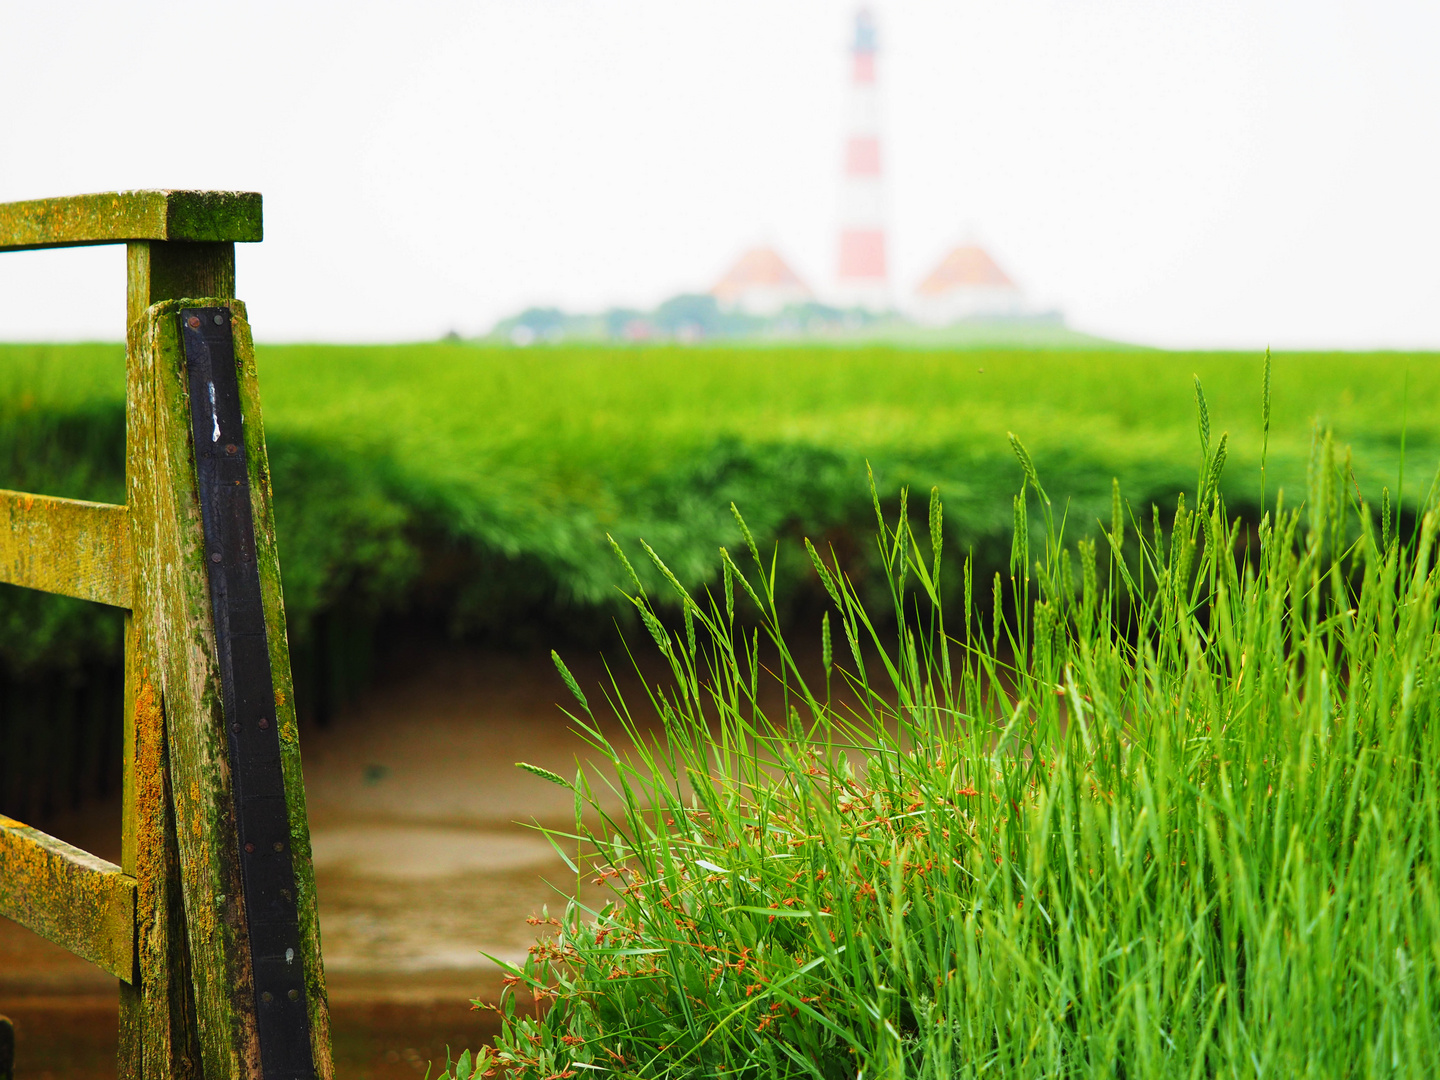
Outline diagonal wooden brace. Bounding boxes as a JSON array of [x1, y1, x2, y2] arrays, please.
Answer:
[[129, 298, 331, 1080]]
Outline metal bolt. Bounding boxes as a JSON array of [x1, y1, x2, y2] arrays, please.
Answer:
[[273, 841, 284, 852], [232, 723, 240, 734], [288, 989, 299, 1001], [259, 717, 269, 729], [225, 443, 238, 455], [213, 314, 225, 325], [211, 552, 222, 563], [187, 316, 201, 329], [244, 842, 255, 853], [261, 991, 273, 1003]]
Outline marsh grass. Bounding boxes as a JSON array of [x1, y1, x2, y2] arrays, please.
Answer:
[[454, 388, 1440, 1078], [3, 341, 1436, 670]]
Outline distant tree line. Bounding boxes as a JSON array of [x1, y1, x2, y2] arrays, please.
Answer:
[[488, 295, 890, 345]]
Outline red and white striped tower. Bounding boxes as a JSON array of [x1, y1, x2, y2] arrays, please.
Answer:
[[835, 7, 890, 311]]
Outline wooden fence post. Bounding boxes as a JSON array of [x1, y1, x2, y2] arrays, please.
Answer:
[[119, 236, 236, 1080], [0, 191, 332, 1080], [130, 299, 332, 1078]]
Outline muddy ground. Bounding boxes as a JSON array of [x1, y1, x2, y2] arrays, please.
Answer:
[[0, 645, 658, 1078], [1, 627, 882, 1076]]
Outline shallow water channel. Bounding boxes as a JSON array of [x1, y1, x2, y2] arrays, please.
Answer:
[[2, 631, 895, 1075], [0, 647, 651, 1077]]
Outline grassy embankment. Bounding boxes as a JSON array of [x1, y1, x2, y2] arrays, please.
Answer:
[[0, 342, 1434, 811], [459, 402, 1440, 1077]]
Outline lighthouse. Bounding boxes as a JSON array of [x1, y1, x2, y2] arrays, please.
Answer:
[[835, 7, 891, 311]]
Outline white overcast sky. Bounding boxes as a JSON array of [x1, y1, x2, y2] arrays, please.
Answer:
[[0, 0, 1436, 349]]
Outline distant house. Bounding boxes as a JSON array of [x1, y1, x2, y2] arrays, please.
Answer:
[[711, 247, 813, 316], [913, 245, 1027, 325]]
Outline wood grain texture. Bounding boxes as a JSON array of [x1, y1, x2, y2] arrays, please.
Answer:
[[118, 622, 203, 1079], [0, 815, 137, 982], [124, 310, 207, 1078], [134, 298, 332, 1079], [0, 191, 261, 252], [127, 243, 236, 332], [121, 242, 257, 1079], [0, 489, 131, 607], [125, 242, 238, 1080], [131, 297, 258, 1078]]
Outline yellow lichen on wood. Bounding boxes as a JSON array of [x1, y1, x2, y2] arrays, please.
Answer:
[[124, 300, 207, 1074], [0, 489, 131, 607], [134, 298, 258, 1078], [0, 190, 261, 252], [0, 815, 136, 982]]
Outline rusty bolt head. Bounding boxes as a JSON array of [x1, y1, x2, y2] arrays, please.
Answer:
[[187, 316, 201, 329], [261, 991, 273, 1003], [273, 841, 284, 852], [288, 988, 300, 1001], [225, 443, 238, 455], [259, 717, 269, 729], [244, 842, 255, 853]]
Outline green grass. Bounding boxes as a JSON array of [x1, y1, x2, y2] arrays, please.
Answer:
[[0, 341, 1435, 690], [4, 343, 1438, 1065], [457, 410, 1440, 1078]]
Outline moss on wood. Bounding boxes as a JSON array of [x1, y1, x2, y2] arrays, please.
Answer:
[[0, 813, 135, 981], [0, 191, 260, 252], [0, 490, 130, 607]]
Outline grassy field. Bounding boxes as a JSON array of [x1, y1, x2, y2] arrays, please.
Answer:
[[0, 340, 1436, 703]]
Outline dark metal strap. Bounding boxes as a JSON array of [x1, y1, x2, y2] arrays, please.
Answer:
[[182, 308, 315, 1079]]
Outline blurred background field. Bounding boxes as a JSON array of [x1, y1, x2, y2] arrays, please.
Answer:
[[3, 337, 1436, 815], [3, 340, 1435, 738]]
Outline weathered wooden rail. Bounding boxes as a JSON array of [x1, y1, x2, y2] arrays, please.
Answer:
[[0, 191, 332, 1079]]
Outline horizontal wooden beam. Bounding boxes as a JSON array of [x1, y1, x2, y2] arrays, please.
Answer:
[[0, 490, 131, 608], [0, 190, 262, 252], [0, 815, 136, 983]]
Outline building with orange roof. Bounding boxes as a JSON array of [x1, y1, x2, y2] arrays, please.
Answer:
[[912, 244, 1028, 325], [711, 246, 814, 316]]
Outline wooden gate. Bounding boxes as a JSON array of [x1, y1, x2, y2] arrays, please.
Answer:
[[0, 191, 332, 1079]]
